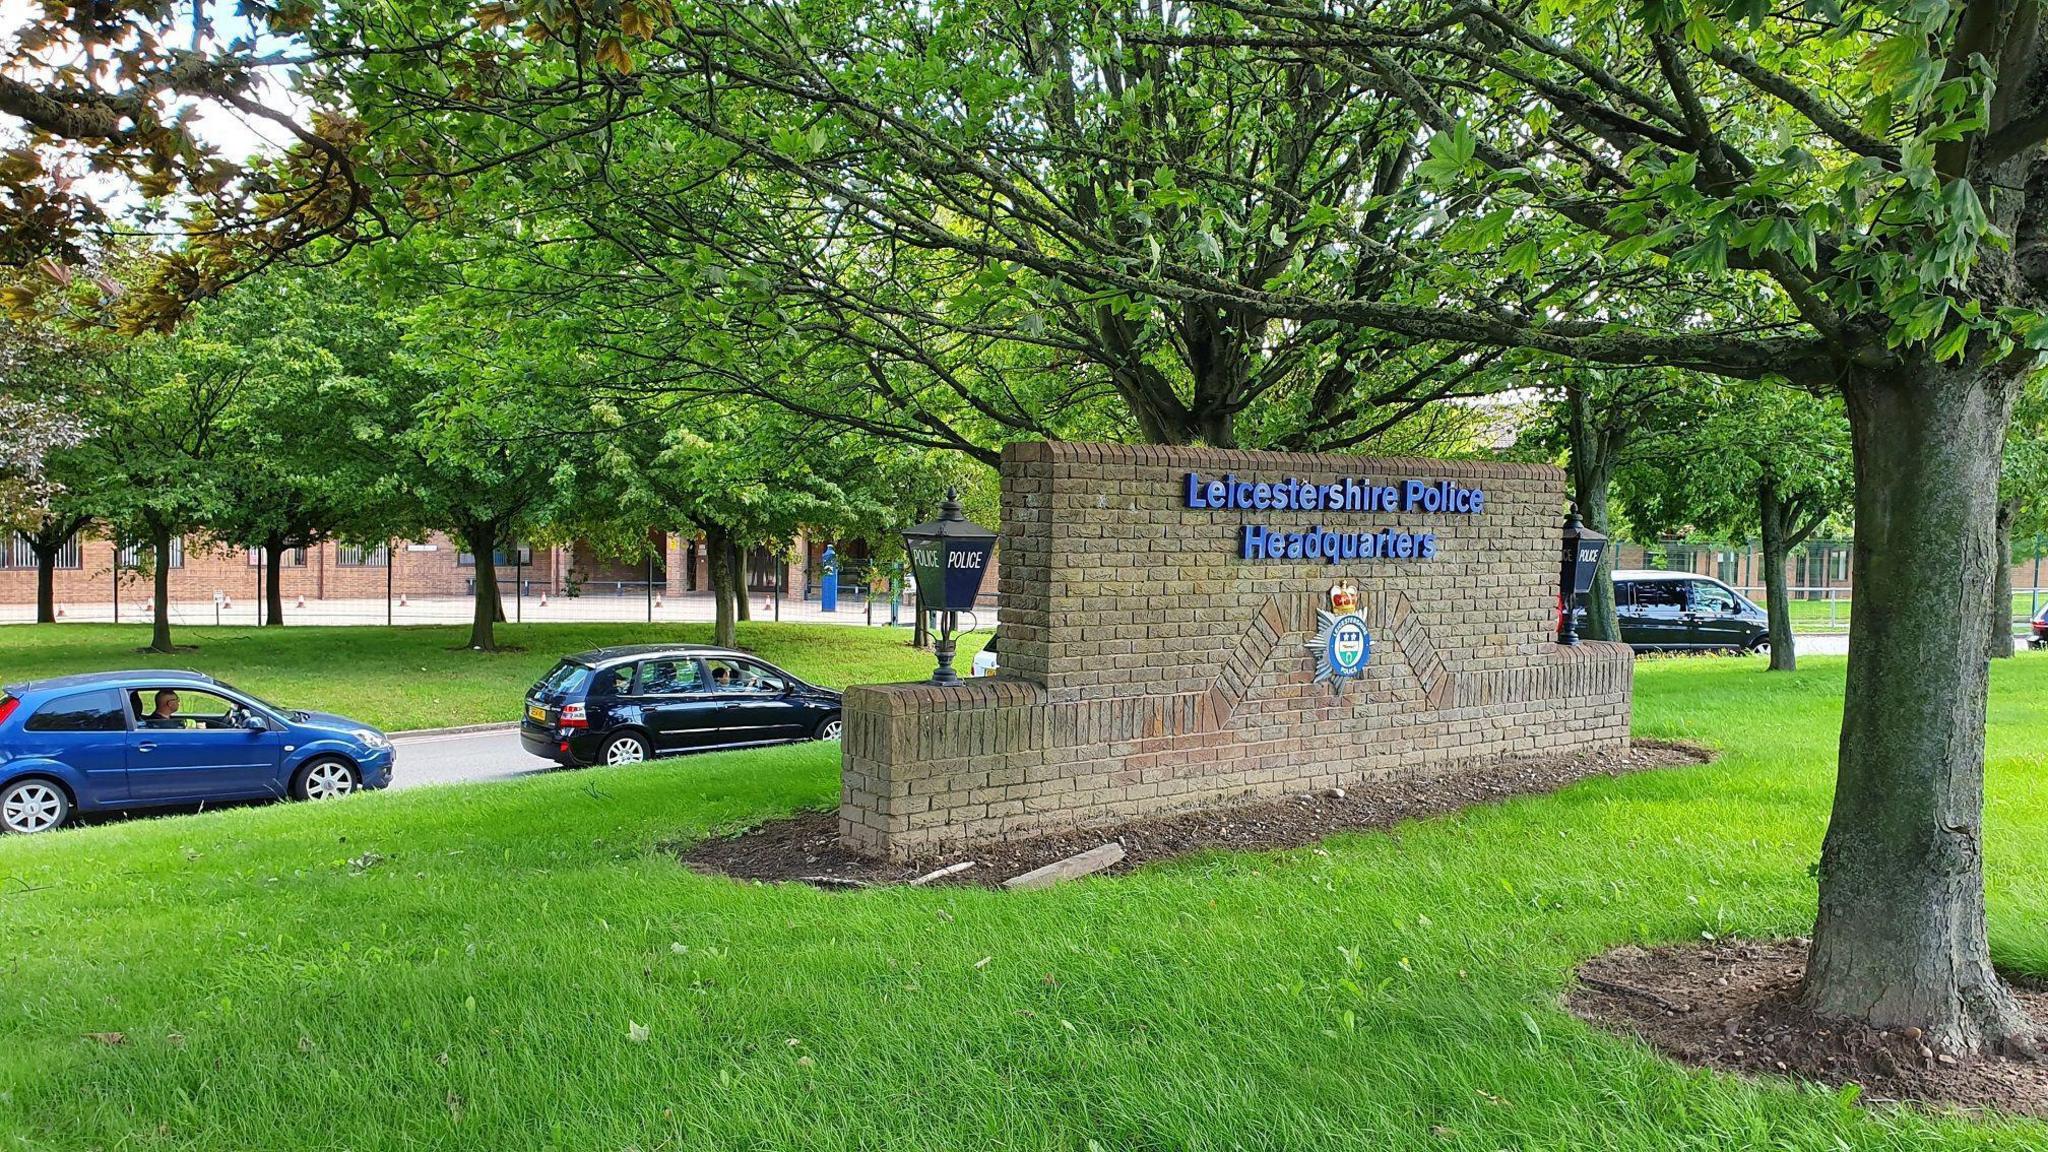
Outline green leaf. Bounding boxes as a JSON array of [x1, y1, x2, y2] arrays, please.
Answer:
[[1415, 122, 1477, 185], [1504, 239, 1543, 278], [1931, 322, 1972, 362], [1674, 232, 1729, 274]]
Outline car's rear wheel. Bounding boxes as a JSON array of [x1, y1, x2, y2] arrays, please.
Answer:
[[0, 777, 70, 834], [294, 758, 358, 801], [815, 715, 843, 741], [600, 732, 650, 766], [1748, 635, 1771, 656]]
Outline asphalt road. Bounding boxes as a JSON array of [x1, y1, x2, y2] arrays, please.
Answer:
[[378, 635, 1874, 792], [389, 727, 548, 791]]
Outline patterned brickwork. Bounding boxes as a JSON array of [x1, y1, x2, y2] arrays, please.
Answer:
[[841, 442, 1633, 860]]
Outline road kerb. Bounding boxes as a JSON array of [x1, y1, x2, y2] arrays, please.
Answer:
[[392, 721, 520, 741]]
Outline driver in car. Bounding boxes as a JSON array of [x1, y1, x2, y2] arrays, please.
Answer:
[[140, 689, 186, 729]]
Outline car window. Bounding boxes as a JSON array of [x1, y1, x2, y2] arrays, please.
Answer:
[[1689, 582, 1739, 614], [130, 688, 250, 731], [1634, 581, 1686, 611], [600, 666, 633, 697], [705, 658, 781, 693], [537, 661, 593, 696], [635, 659, 702, 695], [25, 689, 127, 732]]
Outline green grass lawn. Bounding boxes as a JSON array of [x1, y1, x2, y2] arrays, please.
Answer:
[[2, 652, 2046, 1149], [0, 622, 987, 731]]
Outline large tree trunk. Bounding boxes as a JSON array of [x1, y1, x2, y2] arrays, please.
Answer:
[[1565, 385, 1622, 642], [1990, 496, 2018, 659], [1756, 483, 1798, 672], [705, 526, 737, 648], [265, 532, 286, 627], [148, 523, 174, 653], [1802, 359, 2034, 1055], [464, 523, 500, 651], [32, 546, 57, 625]]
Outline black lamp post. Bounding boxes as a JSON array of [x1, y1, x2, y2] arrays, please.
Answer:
[[901, 489, 997, 685], [1557, 506, 1608, 646]]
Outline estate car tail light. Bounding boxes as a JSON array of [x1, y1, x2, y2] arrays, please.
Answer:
[[0, 695, 16, 725], [558, 702, 588, 729]]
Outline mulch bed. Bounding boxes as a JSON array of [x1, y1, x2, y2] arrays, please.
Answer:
[[1571, 939, 2048, 1117], [678, 739, 1710, 890]]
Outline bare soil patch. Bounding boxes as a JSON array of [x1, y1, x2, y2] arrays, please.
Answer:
[[679, 740, 1710, 889], [1571, 939, 2048, 1118]]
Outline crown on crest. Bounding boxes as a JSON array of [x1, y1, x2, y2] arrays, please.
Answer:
[[1327, 581, 1360, 614]]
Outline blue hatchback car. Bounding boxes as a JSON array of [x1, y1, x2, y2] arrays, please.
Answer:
[[0, 670, 394, 834]]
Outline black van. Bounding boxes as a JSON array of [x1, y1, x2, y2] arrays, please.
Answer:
[[1591, 571, 1772, 653]]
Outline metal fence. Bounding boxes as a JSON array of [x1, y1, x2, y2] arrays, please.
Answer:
[[0, 539, 942, 629], [1703, 586, 2046, 634], [1615, 535, 2048, 632]]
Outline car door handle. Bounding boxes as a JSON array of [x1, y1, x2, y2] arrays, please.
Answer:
[[136, 742, 156, 752]]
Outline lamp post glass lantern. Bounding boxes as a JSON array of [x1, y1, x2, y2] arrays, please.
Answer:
[[902, 489, 996, 684], [1557, 507, 1608, 646]]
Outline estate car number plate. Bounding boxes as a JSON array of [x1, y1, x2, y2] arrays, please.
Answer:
[[528, 704, 547, 723]]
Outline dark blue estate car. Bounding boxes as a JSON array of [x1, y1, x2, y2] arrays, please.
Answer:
[[0, 671, 393, 834], [522, 645, 842, 767]]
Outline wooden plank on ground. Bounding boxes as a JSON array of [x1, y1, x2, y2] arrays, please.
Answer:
[[1002, 843, 1126, 890], [910, 861, 977, 886]]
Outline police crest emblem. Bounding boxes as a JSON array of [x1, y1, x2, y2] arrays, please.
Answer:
[[1307, 581, 1371, 694]]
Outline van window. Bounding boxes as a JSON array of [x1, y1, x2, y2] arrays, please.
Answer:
[[1690, 582, 1740, 615], [26, 690, 127, 732], [1634, 581, 1687, 611]]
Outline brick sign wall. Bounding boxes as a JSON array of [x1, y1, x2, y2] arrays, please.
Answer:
[[840, 442, 1633, 860]]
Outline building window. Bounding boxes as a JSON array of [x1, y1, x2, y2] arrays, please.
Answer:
[[457, 543, 534, 567], [117, 537, 184, 570], [1715, 551, 1737, 584], [2, 531, 82, 570], [247, 546, 307, 567], [1829, 547, 1849, 582], [337, 544, 390, 568]]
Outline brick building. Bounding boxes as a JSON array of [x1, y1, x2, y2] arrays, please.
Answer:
[[0, 528, 887, 614]]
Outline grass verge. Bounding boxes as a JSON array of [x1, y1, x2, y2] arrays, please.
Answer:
[[0, 653, 2044, 1148], [0, 622, 987, 731]]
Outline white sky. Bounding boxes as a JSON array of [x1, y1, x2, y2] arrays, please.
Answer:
[[2, 0, 297, 185]]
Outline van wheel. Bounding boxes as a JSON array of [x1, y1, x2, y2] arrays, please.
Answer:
[[1, 777, 70, 834], [1748, 636, 1771, 655], [600, 733, 650, 766]]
